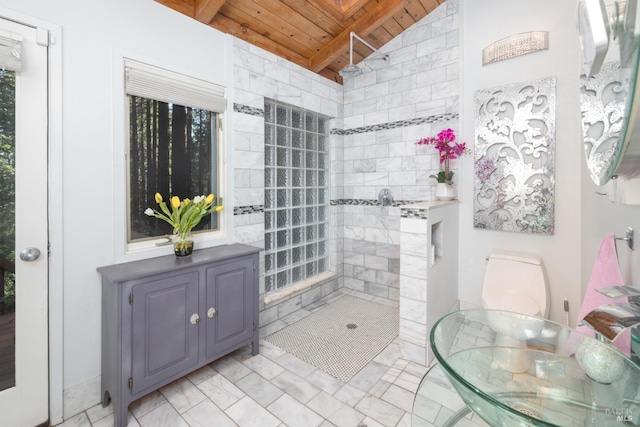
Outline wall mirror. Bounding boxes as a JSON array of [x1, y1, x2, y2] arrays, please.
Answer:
[[579, 0, 640, 185]]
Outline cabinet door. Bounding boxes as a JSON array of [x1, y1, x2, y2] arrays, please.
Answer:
[[131, 272, 199, 395], [205, 257, 254, 359]]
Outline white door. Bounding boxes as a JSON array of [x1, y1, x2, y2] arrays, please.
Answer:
[[0, 17, 49, 427]]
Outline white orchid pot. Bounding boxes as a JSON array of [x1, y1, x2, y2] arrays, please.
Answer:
[[436, 182, 457, 201]]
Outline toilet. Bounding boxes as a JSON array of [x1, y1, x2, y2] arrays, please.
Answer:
[[482, 250, 549, 318], [481, 251, 550, 372]]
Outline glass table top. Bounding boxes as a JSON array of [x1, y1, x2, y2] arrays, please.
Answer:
[[413, 309, 640, 426]]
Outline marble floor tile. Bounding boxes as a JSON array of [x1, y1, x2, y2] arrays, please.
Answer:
[[259, 340, 287, 360], [56, 290, 487, 427], [160, 376, 207, 414], [394, 370, 422, 393], [274, 352, 318, 378], [354, 395, 405, 426], [305, 368, 345, 395], [368, 379, 393, 398], [181, 400, 237, 427], [270, 370, 321, 404], [196, 373, 245, 410], [348, 360, 390, 392], [327, 404, 366, 427], [209, 354, 252, 382], [306, 391, 345, 419], [381, 383, 415, 412], [225, 396, 281, 427], [242, 354, 285, 380], [91, 412, 140, 427], [235, 371, 284, 407], [361, 416, 385, 427], [137, 403, 188, 427], [85, 402, 113, 424], [185, 364, 217, 385], [267, 394, 324, 427], [333, 383, 367, 407], [397, 412, 413, 427], [129, 391, 168, 419], [373, 342, 401, 366], [55, 412, 92, 427]]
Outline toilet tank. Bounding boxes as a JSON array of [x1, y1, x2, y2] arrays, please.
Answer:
[[482, 251, 550, 318]]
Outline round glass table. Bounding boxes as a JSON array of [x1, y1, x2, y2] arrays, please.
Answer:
[[412, 309, 640, 426]]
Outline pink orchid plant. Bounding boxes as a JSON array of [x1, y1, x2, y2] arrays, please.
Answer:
[[417, 128, 468, 184]]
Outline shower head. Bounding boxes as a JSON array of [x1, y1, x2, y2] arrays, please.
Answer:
[[339, 32, 388, 78], [339, 63, 362, 77]]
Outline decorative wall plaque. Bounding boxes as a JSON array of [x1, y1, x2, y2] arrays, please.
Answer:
[[473, 77, 557, 234]]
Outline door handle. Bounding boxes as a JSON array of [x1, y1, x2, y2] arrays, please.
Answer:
[[190, 313, 200, 324], [207, 308, 217, 318], [19, 247, 41, 262]]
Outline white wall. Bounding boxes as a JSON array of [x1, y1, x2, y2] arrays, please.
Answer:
[[0, 0, 233, 418], [459, 0, 584, 325]]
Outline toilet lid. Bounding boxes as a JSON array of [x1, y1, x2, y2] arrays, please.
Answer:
[[483, 292, 540, 316]]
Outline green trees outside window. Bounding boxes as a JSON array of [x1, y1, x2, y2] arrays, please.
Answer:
[[128, 96, 219, 242]]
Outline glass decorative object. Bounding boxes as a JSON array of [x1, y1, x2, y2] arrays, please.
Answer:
[[415, 309, 640, 427], [173, 233, 194, 257]]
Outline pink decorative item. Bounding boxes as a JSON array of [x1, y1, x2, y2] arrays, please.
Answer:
[[576, 233, 630, 354], [417, 128, 468, 184]]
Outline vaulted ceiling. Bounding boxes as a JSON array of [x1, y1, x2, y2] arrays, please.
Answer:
[[155, 0, 444, 83]]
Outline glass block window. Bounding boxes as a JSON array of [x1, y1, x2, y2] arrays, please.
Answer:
[[264, 100, 330, 293]]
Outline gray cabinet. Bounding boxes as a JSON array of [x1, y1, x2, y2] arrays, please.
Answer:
[[98, 244, 260, 427]]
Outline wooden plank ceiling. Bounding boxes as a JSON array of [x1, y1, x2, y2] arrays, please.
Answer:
[[155, 0, 444, 83]]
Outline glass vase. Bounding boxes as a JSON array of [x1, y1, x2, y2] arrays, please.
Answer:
[[173, 233, 194, 257]]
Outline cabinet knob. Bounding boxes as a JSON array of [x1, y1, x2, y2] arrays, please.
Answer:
[[190, 313, 200, 324], [207, 308, 217, 318]]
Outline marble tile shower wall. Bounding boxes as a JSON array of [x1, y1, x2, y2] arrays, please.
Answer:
[[230, 38, 345, 326], [339, 0, 460, 300], [229, 0, 458, 318]]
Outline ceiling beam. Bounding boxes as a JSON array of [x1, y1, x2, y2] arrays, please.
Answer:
[[305, 0, 374, 23], [155, 0, 195, 18], [194, 0, 226, 23], [209, 14, 310, 69], [308, 0, 407, 72]]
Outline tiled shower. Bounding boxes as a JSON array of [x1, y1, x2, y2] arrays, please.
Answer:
[[230, 0, 461, 328]]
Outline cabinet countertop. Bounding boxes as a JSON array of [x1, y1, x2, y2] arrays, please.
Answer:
[[97, 243, 262, 283]]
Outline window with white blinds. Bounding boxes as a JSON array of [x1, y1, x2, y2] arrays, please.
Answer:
[[125, 59, 226, 245], [124, 59, 226, 113], [0, 31, 22, 72]]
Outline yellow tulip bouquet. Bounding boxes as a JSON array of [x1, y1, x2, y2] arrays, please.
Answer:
[[145, 192, 224, 256]]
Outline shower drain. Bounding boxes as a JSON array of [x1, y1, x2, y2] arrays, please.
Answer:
[[346, 323, 358, 329]]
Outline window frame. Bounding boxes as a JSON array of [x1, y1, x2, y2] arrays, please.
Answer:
[[113, 55, 232, 262], [124, 100, 222, 246]]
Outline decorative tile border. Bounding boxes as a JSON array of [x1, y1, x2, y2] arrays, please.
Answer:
[[233, 103, 457, 135], [234, 205, 264, 215], [330, 199, 422, 207], [400, 208, 429, 219], [234, 103, 264, 117], [330, 112, 459, 135]]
